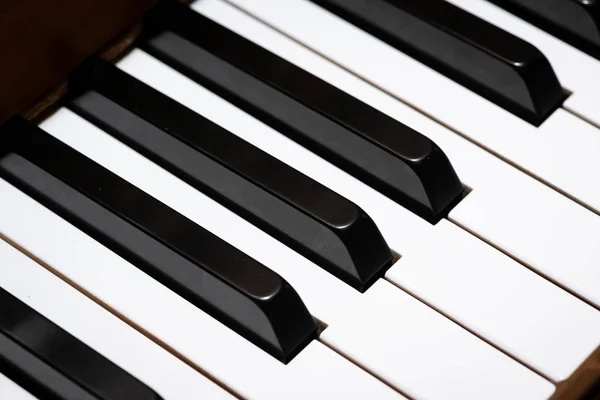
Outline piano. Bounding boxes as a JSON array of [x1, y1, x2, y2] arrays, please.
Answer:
[[1, 0, 600, 398]]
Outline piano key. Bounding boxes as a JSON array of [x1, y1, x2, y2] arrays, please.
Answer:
[[0, 175, 404, 400], [447, 0, 600, 133], [139, 1, 464, 224], [321, 281, 553, 399], [0, 373, 37, 400], [0, 116, 317, 363], [448, 174, 600, 310], [486, 0, 600, 60], [322, 282, 554, 400], [307, 0, 565, 125], [388, 219, 600, 382], [224, 0, 600, 218], [39, 108, 554, 399], [67, 59, 393, 292], [0, 238, 234, 400], [0, 288, 161, 400], [117, 43, 600, 381]]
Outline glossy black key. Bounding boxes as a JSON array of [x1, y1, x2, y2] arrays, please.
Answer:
[[309, 0, 566, 125], [67, 60, 393, 292], [0, 116, 317, 363], [488, 0, 600, 60], [0, 287, 161, 400], [140, 1, 464, 224]]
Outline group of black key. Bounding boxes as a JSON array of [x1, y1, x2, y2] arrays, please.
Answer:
[[0, 0, 592, 398]]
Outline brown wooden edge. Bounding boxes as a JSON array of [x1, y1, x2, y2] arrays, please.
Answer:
[[23, 21, 143, 124], [18, 0, 195, 124], [0, 0, 164, 125], [552, 345, 600, 400]]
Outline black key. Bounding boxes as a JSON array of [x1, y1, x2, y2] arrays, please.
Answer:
[[488, 0, 600, 60], [67, 60, 393, 292], [308, 0, 566, 125], [140, 1, 464, 224], [0, 286, 161, 400], [0, 117, 317, 363]]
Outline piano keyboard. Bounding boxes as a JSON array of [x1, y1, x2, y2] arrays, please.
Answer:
[[2, 0, 600, 398]]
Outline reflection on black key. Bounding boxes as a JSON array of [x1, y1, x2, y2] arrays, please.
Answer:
[[0, 117, 317, 363], [67, 60, 393, 292], [309, 0, 566, 125], [140, 1, 464, 224], [488, 0, 600, 60], [0, 287, 161, 400]]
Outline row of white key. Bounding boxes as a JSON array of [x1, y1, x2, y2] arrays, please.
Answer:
[[447, 0, 600, 129], [196, 0, 600, 312], [135, 0, 600, 382], [0, 102, 560, 398], [0, 3, 596, 398], [193, 0, 600, 322], [31, 106, 550, 398], [0, 238, 234, 399], [220, 0, 600, 218]]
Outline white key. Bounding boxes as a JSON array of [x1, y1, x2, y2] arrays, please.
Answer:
[[0, 373, 37, 400], [36, 108, 553, 399], [0, 238, 232, 400], [564, 91, 600, 126], [126, 4, 600, 381], [449, 177, 600, 311], [323, 282, 551, 400], [447, 0, 600, 129], [0, 180, 401, 399], [388, 220, 600, 382], [223, 0, 600, 216]]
